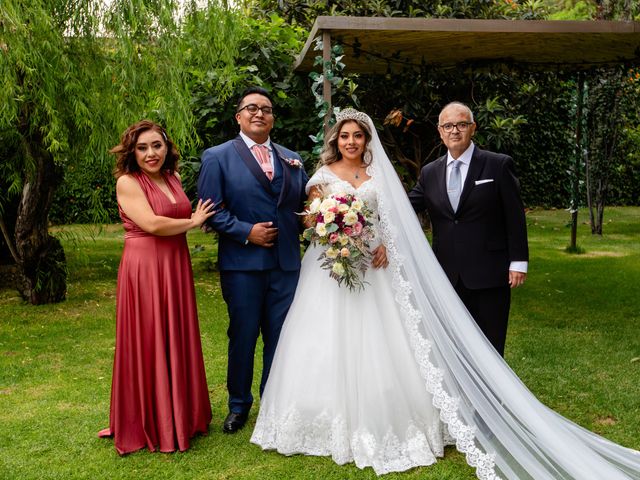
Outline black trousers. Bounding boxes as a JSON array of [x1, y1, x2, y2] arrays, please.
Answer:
[[454, 279, 511, 356]]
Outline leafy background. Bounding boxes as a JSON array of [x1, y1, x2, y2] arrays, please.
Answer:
[[45, 0, 640, 226]]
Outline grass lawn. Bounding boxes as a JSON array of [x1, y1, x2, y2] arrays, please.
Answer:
[[1, 207, 639, 479]]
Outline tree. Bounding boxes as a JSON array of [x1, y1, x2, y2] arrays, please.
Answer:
[[0, 0, 239, 304], [582, 0, 640, 234], [583, 67, 626, 235]]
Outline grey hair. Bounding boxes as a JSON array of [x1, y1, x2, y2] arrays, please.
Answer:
[[439, 101, 475, 124]]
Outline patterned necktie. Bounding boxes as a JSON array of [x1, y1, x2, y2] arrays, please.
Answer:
[[251, 144, 273, 181], [447, 160, 462, 212]]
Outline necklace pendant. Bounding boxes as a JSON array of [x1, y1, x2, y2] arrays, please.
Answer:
[[355, 173, 359, 179]]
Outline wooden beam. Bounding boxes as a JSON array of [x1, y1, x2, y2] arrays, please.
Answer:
[[294, 17, 640, 74], [323, 30, 332, 135]]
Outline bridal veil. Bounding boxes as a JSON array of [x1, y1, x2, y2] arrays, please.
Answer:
[[357, 108, 640, 480]]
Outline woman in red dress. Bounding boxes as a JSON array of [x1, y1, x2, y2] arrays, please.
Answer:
[[99, 120, 215, 454]]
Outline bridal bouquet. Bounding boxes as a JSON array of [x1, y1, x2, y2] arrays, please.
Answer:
[[302, 191, 375, 291]]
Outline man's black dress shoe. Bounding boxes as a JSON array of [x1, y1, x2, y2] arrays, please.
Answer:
[[223, 412, 248, 433]]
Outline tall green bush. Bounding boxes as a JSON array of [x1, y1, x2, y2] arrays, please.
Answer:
[[0, 0, 240, 303], [48, 0, 640, 231], [184, 13, 318, 197]]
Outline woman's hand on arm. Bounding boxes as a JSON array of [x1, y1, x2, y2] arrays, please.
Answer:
[[190, 198, 217, 228], [116, 175, 216, 236]]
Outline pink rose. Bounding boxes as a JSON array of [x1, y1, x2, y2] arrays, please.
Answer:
[[353, 222, 363, 235], [329, 232, 339, 244], [343, 226, 353, 237]]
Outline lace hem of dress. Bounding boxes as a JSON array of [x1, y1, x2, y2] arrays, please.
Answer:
[[252, 408, 452, 475], [371, 163, 502, 480]]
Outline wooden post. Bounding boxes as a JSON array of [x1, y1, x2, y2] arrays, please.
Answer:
[[570, 72, 584, 251], [322, 31, 332, 135]]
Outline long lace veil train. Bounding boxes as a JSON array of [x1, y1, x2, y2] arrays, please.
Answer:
[[360, 110, 640, 480]]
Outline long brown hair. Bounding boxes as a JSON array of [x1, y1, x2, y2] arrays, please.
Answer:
[[111, 120, 180, 178]]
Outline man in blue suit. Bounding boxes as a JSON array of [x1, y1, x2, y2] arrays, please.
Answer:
[[198, 87, 308, 433]]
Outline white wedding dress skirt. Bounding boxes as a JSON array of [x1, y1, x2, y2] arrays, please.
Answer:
[[251, 169, 453, 474], [252, 243, 453, 474]]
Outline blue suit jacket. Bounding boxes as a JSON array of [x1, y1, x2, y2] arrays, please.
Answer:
[[198, 136, 308, 272]]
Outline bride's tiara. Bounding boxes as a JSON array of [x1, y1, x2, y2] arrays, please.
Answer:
[[335, 108, 369, 124]]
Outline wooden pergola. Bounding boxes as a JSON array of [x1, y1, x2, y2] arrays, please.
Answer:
[[294, 16, 640, 126], [294, 16, 640, 247]]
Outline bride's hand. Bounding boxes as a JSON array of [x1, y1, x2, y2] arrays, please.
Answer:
[[302, 185, 323, 228], [371, 245, 389, 269]]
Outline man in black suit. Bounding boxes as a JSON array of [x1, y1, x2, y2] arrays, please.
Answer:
[[409, 101, 528, 356]]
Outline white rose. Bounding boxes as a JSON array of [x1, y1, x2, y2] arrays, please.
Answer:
[[337, 203, 349, 214], [320, 197, 337, 212], [343, 211, 358, 226], [351, 200, 363, 211], [339, 235, 349, 246], [308, 197, 321, 214], [326, 247, 339, 259], [332, 262, 345, 276], [315, 222, 327, 236], [323, 210, 336, 223]]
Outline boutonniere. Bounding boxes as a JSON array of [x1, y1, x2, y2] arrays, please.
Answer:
[[273, 145, 303, 169], [283, 157, 303, 169]]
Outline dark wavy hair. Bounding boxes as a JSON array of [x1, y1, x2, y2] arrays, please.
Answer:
[[111, 120, 179, 178]]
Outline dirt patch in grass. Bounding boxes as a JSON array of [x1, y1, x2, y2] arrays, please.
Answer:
[[594, 416, 618, 426], [580, 251, 626, 258]]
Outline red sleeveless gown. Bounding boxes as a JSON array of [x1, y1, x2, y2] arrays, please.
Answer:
[[99, 171, 212, 454]]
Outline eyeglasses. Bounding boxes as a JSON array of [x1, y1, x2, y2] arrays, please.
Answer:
[[237, 104, 274, 116], [439, 122, 473, 133]]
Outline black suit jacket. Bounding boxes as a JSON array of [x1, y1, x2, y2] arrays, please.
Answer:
[[409, 147, 528, 290]]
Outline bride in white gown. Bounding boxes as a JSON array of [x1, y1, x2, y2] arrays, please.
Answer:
[[251, 108, 640, 479]]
